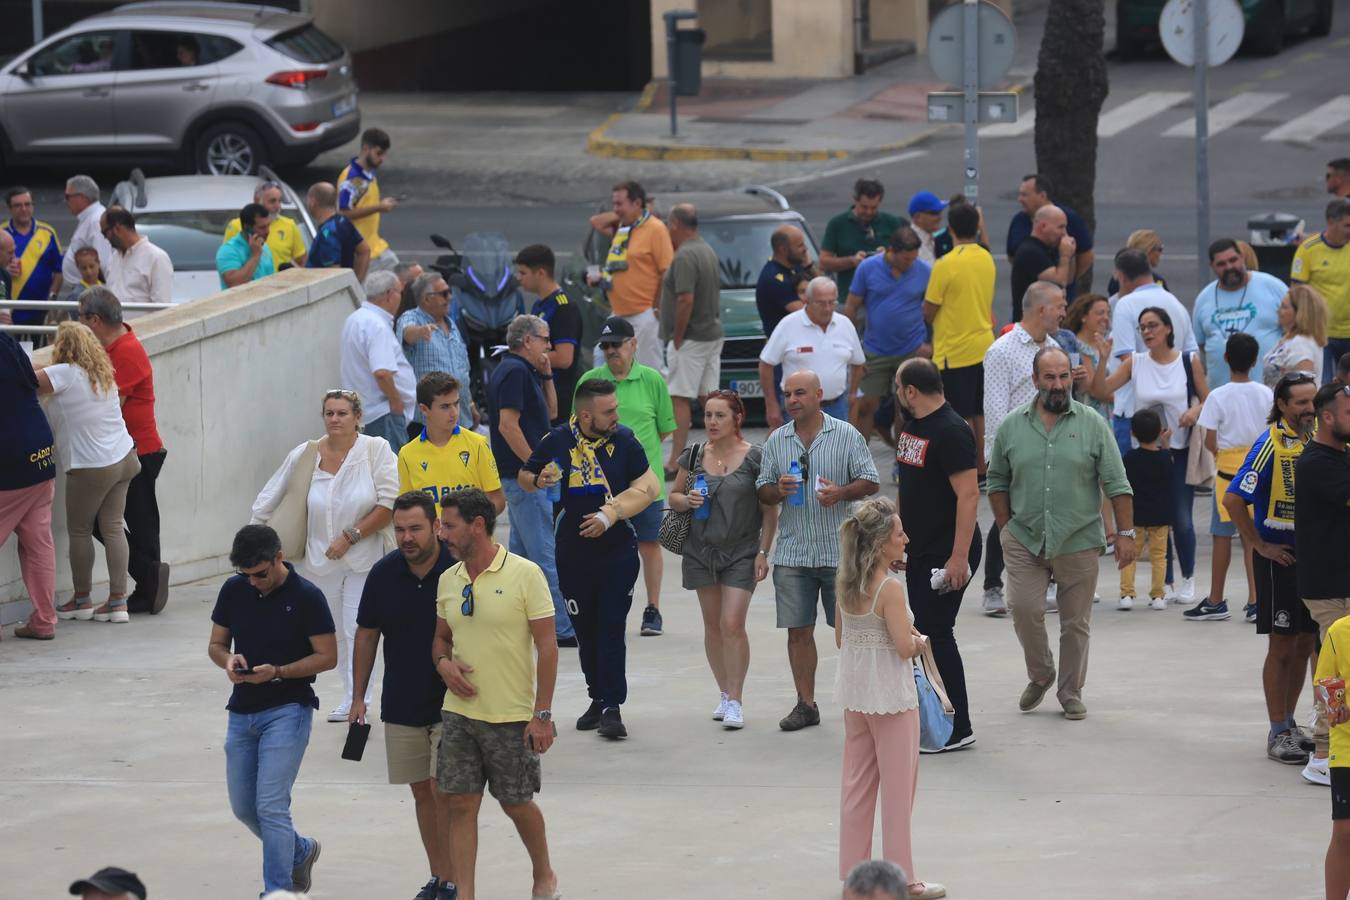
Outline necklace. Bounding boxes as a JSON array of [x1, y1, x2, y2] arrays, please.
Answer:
[[705, 439, 744, 475]]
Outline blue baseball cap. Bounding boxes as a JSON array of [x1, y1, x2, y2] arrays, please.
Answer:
[[908, 191, 948, 216]]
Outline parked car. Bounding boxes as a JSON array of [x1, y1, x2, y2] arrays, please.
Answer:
[[110, 167, 316, 302], [0, 2, 360, 175], [1117, 0, 1333, 58]]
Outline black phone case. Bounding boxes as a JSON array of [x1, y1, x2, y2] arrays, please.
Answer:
[[341, 722, 371, 761]]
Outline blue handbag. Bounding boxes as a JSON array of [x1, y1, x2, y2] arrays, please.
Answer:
[[914, 643, 954, 752]]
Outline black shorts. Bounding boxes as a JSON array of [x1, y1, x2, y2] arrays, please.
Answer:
[[1334, 767, 1350, 820], [941, 363, 984, 419], [1253, 553, 1317, 636]]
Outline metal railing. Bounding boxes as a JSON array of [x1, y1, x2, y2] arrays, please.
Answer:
[[1, 298, 176, 335]]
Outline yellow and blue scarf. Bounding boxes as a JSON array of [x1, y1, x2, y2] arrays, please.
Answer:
[[1259, 420, 1306, 532], [567, 416, 615, 498], [602, 210, 649, 285]]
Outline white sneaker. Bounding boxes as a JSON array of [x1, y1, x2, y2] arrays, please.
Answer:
[[1164, 582, 1177, 602], [983, 587, 1007, 617], [712, 692, 729, 721], [723, 699, 744, 729], [326, 706, 350, 723], [1117, 596, 1134, 611], [1045, 582, 1058, 613], [1149, 597, 1168, 611], [1176, 576, 1195, 604], [1302, 755, 1331, 786]]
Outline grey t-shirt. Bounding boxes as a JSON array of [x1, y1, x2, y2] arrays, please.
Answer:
[[659, 235, 724, 343]]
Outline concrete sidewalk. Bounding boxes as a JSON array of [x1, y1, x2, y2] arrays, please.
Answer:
[[0, 435, 1331, 899]]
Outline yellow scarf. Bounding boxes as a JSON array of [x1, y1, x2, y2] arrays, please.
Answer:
[[567, 416, 614, 498], [1260, 420, 1305, 532], [602, 210, 649, 285]]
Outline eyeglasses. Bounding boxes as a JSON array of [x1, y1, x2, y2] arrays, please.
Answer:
[[1139, 321, 1163, 332], [257, 180, 282, 193], [237, 565, 271, 582], [460, 583, 474, 617], [424, 289, 450, 299]]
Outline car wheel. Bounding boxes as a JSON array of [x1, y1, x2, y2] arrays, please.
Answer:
[[1247, 0, 1285, 55], [195, 122, 267, 176], [1311, 0, 1332, 36]]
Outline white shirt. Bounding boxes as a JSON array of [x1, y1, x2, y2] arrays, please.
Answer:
[[251, 434, 399, 575], [43, 362, 134, 470], [759, 309, 864, 400], [913, 223, 937, 265], [1109, 283, 1199, 418], [982, 323, 1060, 461], [106, 237, 174, 307], [60, 201, 112, 293], [340, 301, 416, 421], [1198, 380, 1274, 450], [1132, 352, 1190, 450], [1262, 334, 1321, 389]]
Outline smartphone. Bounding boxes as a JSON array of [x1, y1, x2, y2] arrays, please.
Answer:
[[233, 664, 256, 675], [341, 722, 371, 761]]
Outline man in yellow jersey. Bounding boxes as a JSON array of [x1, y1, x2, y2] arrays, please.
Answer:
[[4, 186, 64, 331], [339, 127, 399, 272], [1293, 198, 1350, 383], [222, 179, 307, 269], [399, 372, 504, 519]]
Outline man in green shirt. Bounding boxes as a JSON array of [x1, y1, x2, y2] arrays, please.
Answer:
[[820, 178, 905, 299], [577, 316, 677, 637], [986, 346, 1135, 722]]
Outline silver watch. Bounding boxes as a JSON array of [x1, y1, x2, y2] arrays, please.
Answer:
[[1117, 529, 1136, 539], [534, 709, 552, 722]]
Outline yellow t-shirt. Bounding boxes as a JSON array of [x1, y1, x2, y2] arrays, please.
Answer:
[[398, 426, 501, 516], [337, 160, 389, 258], [436, 545, 554, 723], [1292, 233, 1350, 339], [924, 243, 996, 369], [1315, 615, 1350, 768], [222, 214, 308, 268]]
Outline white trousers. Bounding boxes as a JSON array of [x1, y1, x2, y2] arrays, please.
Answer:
[[301, 565, 376, 711]]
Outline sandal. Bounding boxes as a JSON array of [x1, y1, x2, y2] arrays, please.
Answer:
[[14, 623, 54, 640], [94, 598, 130, 624], [56, 597, 95, 621]]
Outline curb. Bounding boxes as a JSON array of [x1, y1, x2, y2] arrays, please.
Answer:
[[585, 79, 1031, 163]]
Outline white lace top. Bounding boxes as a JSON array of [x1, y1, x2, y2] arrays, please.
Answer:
[[834, 576, 919, 715]]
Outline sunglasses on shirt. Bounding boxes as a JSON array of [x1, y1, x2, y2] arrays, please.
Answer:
[[460, 583, 474, 617]]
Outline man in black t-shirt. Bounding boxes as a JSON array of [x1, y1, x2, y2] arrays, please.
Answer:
[[350, 493, 459, 900], [894, 359, 982, 751], [1295, 383, 1350, 784], [208, 525, 336, 896], [1010, 206, 1076, 323], [517, 244, 585, 426]]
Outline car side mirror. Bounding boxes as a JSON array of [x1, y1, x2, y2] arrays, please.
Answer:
[[14, 62, 33, 79]]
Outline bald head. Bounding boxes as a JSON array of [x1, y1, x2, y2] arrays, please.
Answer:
[[771, 224, 807, 267], [782, 369, 823, 422], [1031, 204, 1068, 248], [307, 181, 337, 213]]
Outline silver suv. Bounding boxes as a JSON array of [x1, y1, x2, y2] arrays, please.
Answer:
[[0, 2, 360, 175]]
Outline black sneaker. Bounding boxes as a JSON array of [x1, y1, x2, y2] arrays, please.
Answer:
[[1243, 602, 1257, 623], [597, 706, 627, 739], [414, 877, 440, 900], [778, 700, 821, 731], [640, 604, 663, 636], [576, 701, 603, 731], [436, 882, 459, 900], [1182, 598, 1231, 621], [921, 731, 976, 754], [292, 837, 321, 892]]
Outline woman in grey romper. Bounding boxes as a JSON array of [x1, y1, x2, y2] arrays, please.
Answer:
[[668, 390, 779, 730]]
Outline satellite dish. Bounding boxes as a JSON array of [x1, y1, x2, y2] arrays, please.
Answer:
[[1159, 0, 1246, 68], [927, 1, 1016, 90]]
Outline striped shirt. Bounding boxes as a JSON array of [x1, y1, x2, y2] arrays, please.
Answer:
[[757, 413, 880, 568], [397, 307, 473, 425]]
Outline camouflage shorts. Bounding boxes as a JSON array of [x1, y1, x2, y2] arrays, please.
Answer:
[[437, 711, 541, 804]]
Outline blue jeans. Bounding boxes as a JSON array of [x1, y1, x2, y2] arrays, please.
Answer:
[[822, 393, 850, 420], [224, 703, 316, 894], [501, 479, 574, 638], [1112, 415, 1133, 460], [1324, 338, 1350, 385], [365, 411, 407, 452], [1165, 449, 1196, 583]]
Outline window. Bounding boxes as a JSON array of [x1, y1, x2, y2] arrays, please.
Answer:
[[127, 31, 239, 71], [28, 31, 119, 76], [697, 0, 773, 62], [702, 220, 817, 289], [266, 24, 344, 64]]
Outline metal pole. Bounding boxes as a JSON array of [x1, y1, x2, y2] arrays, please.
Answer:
[[667, 19, 679, 137], [961, 0, 980, 204], [1193, 0, 1211, 288], [32, 0, 43, 43]]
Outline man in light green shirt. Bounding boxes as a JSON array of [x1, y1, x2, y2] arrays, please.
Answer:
[[986, 346, 1135, 721], [577, 316, 677, 636]]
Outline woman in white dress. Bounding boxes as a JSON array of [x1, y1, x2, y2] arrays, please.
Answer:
[[1263, 284, 1328, 388]]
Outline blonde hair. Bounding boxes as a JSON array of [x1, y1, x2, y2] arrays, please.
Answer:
[[1236, 239, 1259, 272], [835, 497, 898, 616], [1126, 229, 1162, 255], [51, 321, 116, 395], [322, 388, 364, 422], [1286, 284, 1328, 346]]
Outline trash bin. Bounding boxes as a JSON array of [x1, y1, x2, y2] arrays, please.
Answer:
[[1247, 212, 1304, 284], [671, 28, 705, 97]]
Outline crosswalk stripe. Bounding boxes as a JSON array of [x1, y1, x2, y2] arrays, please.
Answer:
[[1262, 95, 1350, 143], [1163, 92, 1287, 137], [1097, 91, 1190, 137], [980, 110, 1035, 138]]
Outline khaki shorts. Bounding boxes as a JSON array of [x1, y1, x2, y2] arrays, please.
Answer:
[[436, 711, 540, 804], [385, 721, 441, 785], [666, 338, 724, 398], [860, 350, 918, 397]]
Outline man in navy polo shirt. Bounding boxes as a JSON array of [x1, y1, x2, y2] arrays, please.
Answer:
[[208, 525, 336, 897], [350, 492, 459, 900], [755, 224, 809, 336]]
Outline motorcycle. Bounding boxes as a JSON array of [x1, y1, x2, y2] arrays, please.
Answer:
[[427, 232, 525, 413]]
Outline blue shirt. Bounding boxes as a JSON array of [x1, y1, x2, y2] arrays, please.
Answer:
[[849, 254, 931, 357], [531, 288, 585, 425], [755, 259, 803, 335], [487, 352, 551, 478], [1191, 272, 1286, 388], [356, 545, 455, 727], [4, 219, 63, 325], [306, 214, 364, 270], [210, 564, 336, 714], [1226, 425, 1300, 546], [216, 232, 275, 289], [397, 306, 473, 426]]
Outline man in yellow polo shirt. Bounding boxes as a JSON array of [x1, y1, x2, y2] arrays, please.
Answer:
[[599, 180, 673, 373], [1293, 197, 1350, 383], [923, 201, 995, 466], [399, 372, 504, 517], [222, 180, 307, 268], [339, 127, 399, 273], [431, 487, 560, 900]]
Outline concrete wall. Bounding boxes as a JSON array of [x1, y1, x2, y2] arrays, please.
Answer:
[[0, 268, 364, 622], [650, 0, 854, 79]]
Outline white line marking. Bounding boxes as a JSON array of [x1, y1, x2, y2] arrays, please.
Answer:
[[1262, 95, 1350, 143], [1097, 91, 1190, 137], [1163, 92, 1287, 137], [766, 150, 927, 188], [981, 110, 1035, 138]]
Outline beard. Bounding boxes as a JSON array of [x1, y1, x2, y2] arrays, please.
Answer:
[[1219, 268, 1245, 289], [1333, 427, 1350, 444], [1297, 414, 1317, 439], [1039, 387, 1071, 413]]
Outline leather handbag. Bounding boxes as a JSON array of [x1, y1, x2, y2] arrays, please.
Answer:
[[657, 443, 702, 555], [270, 440, 319, 561]]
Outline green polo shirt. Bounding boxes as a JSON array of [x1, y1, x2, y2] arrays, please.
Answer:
[[821, 208, 904, 298], [577, 361, 676, 499], [985, 399, 1131, 559]]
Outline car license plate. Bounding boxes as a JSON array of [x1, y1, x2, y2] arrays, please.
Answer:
[[729, 379, 762, 398], [332, 94, 357, 118]]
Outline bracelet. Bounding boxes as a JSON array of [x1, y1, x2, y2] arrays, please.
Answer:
[[435, 654, 451, 667], [757, 549, 769, 555]]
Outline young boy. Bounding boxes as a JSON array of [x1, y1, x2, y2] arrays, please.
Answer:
[[1120, 409, 1173, 610], [1316, 614, 1350, 898], [74, 246, 104, 289], [1189, 333, 1273, 622], [397, 371, 504, 519]]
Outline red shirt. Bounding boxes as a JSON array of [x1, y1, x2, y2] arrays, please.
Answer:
[[106, 325, 162, 455]]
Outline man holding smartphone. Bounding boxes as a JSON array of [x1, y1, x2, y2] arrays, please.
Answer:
[[216, 202, 276, 289], [207, 524, 337, 897]]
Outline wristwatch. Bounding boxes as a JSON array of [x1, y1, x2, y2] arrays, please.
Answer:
[[343, 526, 362, 544], [271, 665, 285, 684], [1117, 529, 1137, 539], [534, 709, 552, 722]]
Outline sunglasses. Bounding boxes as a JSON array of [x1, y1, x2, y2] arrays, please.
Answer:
[[460, 583, 474, 617], [325, 389, 360, 400], [798, 453, 810, 478], [1283, 372, 1316, 385], [237, 566, 271, 582]]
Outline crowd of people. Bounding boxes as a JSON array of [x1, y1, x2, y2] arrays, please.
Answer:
[[6, 151, 1350, 900]]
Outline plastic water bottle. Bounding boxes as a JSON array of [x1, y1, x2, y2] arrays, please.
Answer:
[[787, 460, 805, 507], [545, 462, 562, 503], [693, 473, 711, 520]]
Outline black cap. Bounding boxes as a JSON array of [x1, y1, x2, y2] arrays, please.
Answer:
[[69, 867, 147, 899], [596, 316, 636, 344]]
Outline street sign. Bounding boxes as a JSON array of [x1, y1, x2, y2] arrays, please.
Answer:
[[927, 1, 1016, 90], [927, 91, 1018, 124], [1159, 0, 1245, 67]]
